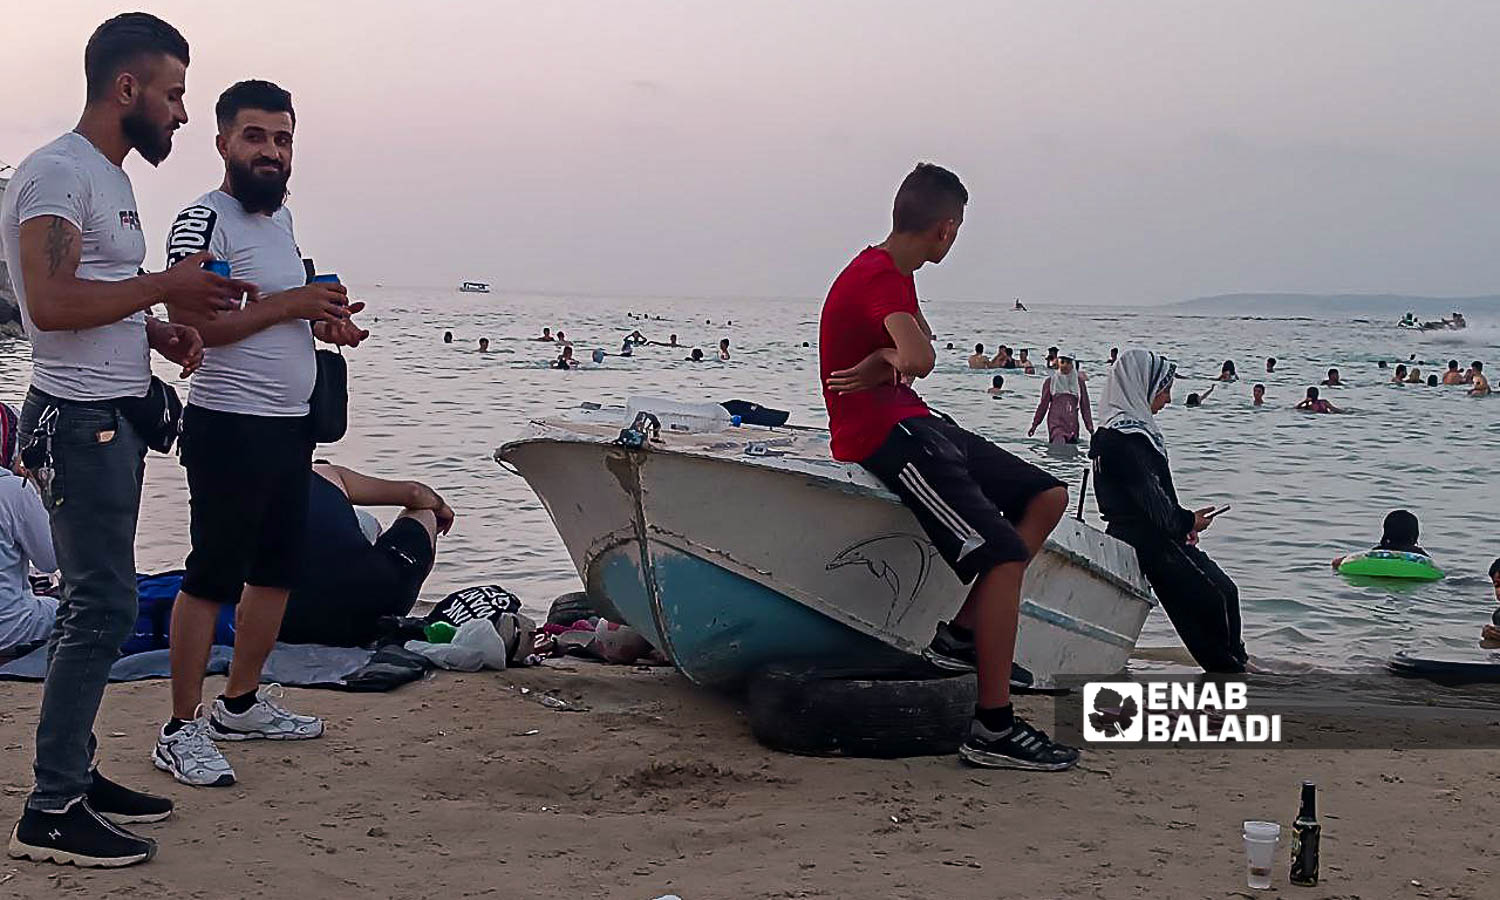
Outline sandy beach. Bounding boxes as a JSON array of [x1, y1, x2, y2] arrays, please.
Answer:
[[1, 664, 1495, 899]]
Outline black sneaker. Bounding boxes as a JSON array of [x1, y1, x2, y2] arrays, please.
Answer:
[[87, 770, 173, 824], [7, 798, 157, 868], [921, 622, 1035, 689], [958, 716, 1081, 771]]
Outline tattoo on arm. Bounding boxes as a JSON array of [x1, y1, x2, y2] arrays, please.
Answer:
[[44, 217, 74, 277]]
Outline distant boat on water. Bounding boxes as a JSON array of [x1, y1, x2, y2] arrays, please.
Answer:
[[459, 281, 491, 293]]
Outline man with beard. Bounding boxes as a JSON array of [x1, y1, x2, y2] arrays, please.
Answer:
[[157, 80, 367, 788], [1, 13, 249, 867]]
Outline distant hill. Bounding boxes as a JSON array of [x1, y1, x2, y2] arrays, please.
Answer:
[[1171, 292, 1500, 318]]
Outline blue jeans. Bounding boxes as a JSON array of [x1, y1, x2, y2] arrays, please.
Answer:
[[19, 390, 146, 811]]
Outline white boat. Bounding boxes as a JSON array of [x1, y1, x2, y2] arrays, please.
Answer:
[[496, 402, 1156, 689], [458, 281, 490, 293]]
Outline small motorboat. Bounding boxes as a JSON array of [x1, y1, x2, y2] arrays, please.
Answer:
[[496, 400, 1156, 689]]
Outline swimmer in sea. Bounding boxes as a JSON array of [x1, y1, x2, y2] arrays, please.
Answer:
[[992, 346, 1019, 370], [478, 338, 490, 353], [669, 334, 679, 347], [1392, 364, 1408, 384], [1469, 361, 1490, 396], [1332, 509, 1427, 569], [1321, 368, 1342, 386], [1184, 384, 1215, 407], [1405, 367, 1423, 384], [1252, 383, 1266, 406], [1045, 346, 1061, 370], [687, 348, 705, 362], [1296, 386, 1341, 414], [1108, 347, 1119, 366], [628, 330, 647, 345], [1479, 558, 1500, 646], [1378, 360, 1388, 370], [555, 345, 578, 369], [619, 338, 634, 357], [719, 339, 731, 361], [1440, 360, 1464, 385], [443, 331, 453, 344], [1266, 357, 1277, 373], [535, 327, 554, 342], [988, 374, 1005, 397], [968, 343, 989, 369], [1217, 360, 1238, 382], [556, 330, 571, 347], [945, 342, 955, 350]]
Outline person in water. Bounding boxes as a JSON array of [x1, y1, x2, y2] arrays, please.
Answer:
[[1378, 360, 1388, 369], [1252, 383, 1266, 406], [1217, 360, 1238, 382], [1296, 386, 1341, 414], [477, 337, 489, 353], [1108, 347, 1119, 366], [535, 327, 553, 342], [988, 374, 1005, 397], [618, 338, 634, 357], [1016, 348, 1036, 374], [1331, 510, 1428, 569], [555, 330, 570, 347], [1184, 384, 1215, 407], [1321, 368, 1342, 386], [628, 329, 647, 345], [1443, 360, 1465, 385], [687, 348, 705, 362], [1392, 364, 1408, 384], [1266, 357, 1277, 373], [1405, 366, 1423, 384], [1045, 346, 1061, 370], [1480, 558, 1500, 646], [968, 343, 989, 369], [1089, 349, 1247, 673], [555, 345, 577, 369], [443, 331, 453, 344], [718, 338, 731, 361], [1469, 361, 1490, 397], [1028, 356, 1093, 444], [819, 162, 1077, 770], [1426, 374, 1439, 387]]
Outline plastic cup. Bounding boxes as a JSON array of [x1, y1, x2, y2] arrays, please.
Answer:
[[1242, 821, 1281, 890]]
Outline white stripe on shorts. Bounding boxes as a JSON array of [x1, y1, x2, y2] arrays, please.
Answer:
[[898, 465, 980, 544]]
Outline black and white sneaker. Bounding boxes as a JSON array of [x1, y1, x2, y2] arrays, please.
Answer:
[[87, 770, 173, 824], [958, 716, 1081, 771], [921, 622, 1035, 689], [7, 797, 156, 868]]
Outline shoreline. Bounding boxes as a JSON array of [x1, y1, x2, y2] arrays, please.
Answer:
[[1, 664, 1494, 898]]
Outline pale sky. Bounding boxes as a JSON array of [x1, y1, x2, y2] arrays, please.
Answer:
[[5, 1, 1500, 305]]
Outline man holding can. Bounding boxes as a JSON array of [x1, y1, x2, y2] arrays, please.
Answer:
[[157, 79, 366, 788]]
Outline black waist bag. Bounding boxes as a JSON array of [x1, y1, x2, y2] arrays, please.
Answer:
[[308, 348, 348, 443], [114, 376, 183, 454]]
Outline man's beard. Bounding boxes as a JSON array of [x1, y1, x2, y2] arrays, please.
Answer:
[[121, 107, 173, 166], [226, 157, 291, 214]]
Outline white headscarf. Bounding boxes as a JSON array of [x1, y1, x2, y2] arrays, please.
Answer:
[[1100, 349, 1176, 458], [1048, 359, 1081, 398]]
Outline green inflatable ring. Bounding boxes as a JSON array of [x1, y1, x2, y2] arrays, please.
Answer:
[[1338, 549, 1444, 581]]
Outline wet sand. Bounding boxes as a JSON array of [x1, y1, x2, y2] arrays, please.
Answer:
[[1, 664, 1495, 899]]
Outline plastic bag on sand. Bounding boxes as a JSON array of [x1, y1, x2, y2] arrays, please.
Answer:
[[405, 619, 509, 671]]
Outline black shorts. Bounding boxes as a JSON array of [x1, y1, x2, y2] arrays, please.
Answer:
[[180, 405, 314, 604], [861, 415, 1065, 584], [280, 518, 436, 646]]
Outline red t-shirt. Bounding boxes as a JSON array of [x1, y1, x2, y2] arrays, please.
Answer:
[[819, 247, 932, 462]]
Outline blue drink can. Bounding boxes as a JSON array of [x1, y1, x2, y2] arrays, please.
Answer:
[[311, 274, 340, 284], [203, 260, 231, 278]]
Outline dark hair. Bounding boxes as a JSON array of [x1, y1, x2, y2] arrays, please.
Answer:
[[1306, 386, 1319, 399], [1110, 347, 1119, 355], [1328, 368, 1338, 377], [1427, 374, 1438, 386], [1267, 357, 1277, 365], [1379, 509, 1420, 550], [1489, 557, 1500, 579], [1449, 359, 1460, 370], [1185, 392, 1202, 406], [1396, 364, 1407, 376], [974, 343, 984, 353], [215, 79, 295, 129], [1378, 360, 1388, 368], [891, 163, 968, 234], [1222, 360, 1236, 373], [1048, 346, 1059, 355], [1253, 382, 1265, 391], [991, 375, 1004, 389], [1473, 360, 1484, 372], [85, 12, 189, 101]]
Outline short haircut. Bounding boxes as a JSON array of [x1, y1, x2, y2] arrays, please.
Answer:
[[1473, 360, 1484, 372], [992, 375, 1004, 388], [1307, 386, 1319, 399], [891, 163, 968, 234], [1328, 368, 1338, 376], [1489, 557, 1500, 579], [1449, 359, 1459, 369], [84, 12, 189, 101], [1253, 382, 1265, 391], [974, 343, 984, 353], [216, 79, 295, 129]]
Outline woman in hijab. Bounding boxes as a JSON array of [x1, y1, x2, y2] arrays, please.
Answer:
[[1028, 356, 1093, 444], [0, 403, 60, 658], [1088, 349, 1248, 673]]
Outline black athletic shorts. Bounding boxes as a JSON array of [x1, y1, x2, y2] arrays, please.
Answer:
[[861, 415, 1065, 584], [280, 518, 437, 646], [180, 405, 314, 604]]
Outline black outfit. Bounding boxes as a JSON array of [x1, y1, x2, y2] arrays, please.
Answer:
[[180, 405, 314, 604], [1089, 427, 1247, 673], [861, 416, 1065, 584], [278, 473, 436, 646]]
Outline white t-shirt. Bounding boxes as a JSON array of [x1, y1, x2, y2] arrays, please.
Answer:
[[0, 132, 150, 401], [0, 472, 58, 653], [165, 190, 315, 416]]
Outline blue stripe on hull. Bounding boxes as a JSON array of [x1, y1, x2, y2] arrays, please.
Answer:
[[595, 542, 908, 687]]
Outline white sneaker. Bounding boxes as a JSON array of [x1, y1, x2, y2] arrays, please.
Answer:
[[153, 716, 236, 788], [207, 685, 324, 742]]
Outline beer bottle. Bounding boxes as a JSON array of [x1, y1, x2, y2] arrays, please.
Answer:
[[1289, 781, 1321, 886]]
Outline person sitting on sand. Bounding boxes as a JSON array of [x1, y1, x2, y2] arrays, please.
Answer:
[[1089, 349, 1247, 673], [968, 343, 990, 369], [719, 338, 731, 361], [1443, 360, 1465, 385], [1405, 366, 1423, 384], [687, 348, 705, 362], [988, 374, 1005, 397], [1321, 368, 1342, 386], [1217, 360, 1238, 382], [0, 405, 58, 659], [1252, 384, 1266, 406], [1392, 364, 1408, 384], [279, 462, 452, 647], [535, 327, 553, 342], [1478, 558, 1500, 646], [1184, 384, 1216, 407], [1266, 357, 1277, 373], [1331, 509, 1428, 570], [1469, 361, 1490, 397], [555, 346, 578, 369], [478, 337, 490, 353], [1029, 356, 1094, 444], [1016, 348, 1036, 374], [1296, 386, 1341, 414]]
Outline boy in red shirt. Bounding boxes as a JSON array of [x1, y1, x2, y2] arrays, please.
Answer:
[[819, 163, 1077, 770]]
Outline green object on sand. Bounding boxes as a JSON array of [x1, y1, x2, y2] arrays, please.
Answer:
[[424, 621, 458, 643], [1338, 550, 1444, 581]]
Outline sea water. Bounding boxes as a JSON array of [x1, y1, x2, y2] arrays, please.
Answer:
[[2, 288, 1495, 672]]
